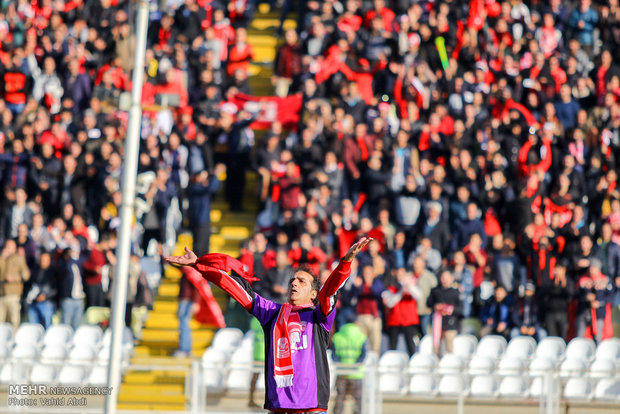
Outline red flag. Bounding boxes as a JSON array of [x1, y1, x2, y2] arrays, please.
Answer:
[[227, 93, 303, 130], [432, 311, 443, 353], [183, 267, 226, 328]]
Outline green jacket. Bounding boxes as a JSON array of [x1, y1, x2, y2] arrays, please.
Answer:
[[250, 316, 265, 362], [331, 323, 367, 379]]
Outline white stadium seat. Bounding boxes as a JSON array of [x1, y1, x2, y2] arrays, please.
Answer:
[[595, 338, 620, 362], [563, 378, 592, 401], [468, 355, 496, 375], [379, 350, 409, 369], [0, 364, 14, 383], [498, 376, 527, 398], [211, 328, 244, 353], [14, 323, 44, 347], [12, 343, 38, 359], [452, 334, 477, 360], [437, 353, 465, 375], [409, 374, 437, 396], [505, 336, 536, 361], [201, 348, 229, 368], [40, 344, 68, 362], [201, 348, 228, 391], [0, 344, 10, 358], [475, 335, 506, 360], [0, 323, 13, 346], [58, 365, 87, 385], [408, 353, 437, 374], [73, 325, 103, 349], [238, 334, 254, 353], [437, 375, 465, 397], [529, 357, 556, 377], [535, 337, 565, 362], [29, 364, 57, 384], [559, 358, 588, 379], [470, 375, 498, 398], [100, 326, 134, 353], [256, 372, 265, 391], [497, 356, 526, 376], [202, 368, 225, 391], [226, 347, 253, 391], [226, 367, 252, 391], [68, 345, 97, 365], [529, 377, 548, 399], [43, 324, 74, 347], [88, 366, 108, 385], [418, 335, 434, 356], [565, 338, 596, 362], [379, 351, 409, 395], [589, 358, 617, 379], [594, 379, 620, 401]]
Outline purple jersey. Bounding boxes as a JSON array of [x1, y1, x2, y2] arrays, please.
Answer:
[[252, 294, 335, 411]]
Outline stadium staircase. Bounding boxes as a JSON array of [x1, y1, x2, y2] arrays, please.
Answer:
[[116, 5, 295, 411]]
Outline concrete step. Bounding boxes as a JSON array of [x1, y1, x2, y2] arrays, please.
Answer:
[[117, 402, 185, 411], [133, 344, 209, 357], [212, 200, 259, 213], [255, 3, 298, 20], [153, 300, 179, 313], [211, 209, 223, 223], [219, 226, 252, 241], [144, 316, 206, 330], [247, 34, 279, 48], [210, 235, 245, 251], [250, 18, 296, 31], [140, 328, 214, 348], [123, 370, 188, 385], [158, 283, 180, 297], [252, 46, 276, 63], [118, 393, 186, 404], [120, 383, 185, 395]]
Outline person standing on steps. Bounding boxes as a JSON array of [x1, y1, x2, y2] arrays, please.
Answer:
[[188, 163, 226, 256], [164, 236, 372, 413]]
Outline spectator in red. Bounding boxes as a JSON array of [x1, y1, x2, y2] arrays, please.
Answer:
[[273, 29, 302, 97], [575, 259, 614, 342], [226, 27, 253, 78], [382, 267, 421, 356]]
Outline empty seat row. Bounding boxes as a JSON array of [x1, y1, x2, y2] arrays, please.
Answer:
[[401, 374, 620, 401], [0, 323, 134, 353], [1, 362, 109, 386], [416, 334, 619, 363]]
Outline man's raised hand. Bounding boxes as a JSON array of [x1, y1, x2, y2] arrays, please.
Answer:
[[163, 247, 198, 267], [344, 236, 373, 262]]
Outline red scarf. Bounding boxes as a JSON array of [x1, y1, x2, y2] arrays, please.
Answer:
[[273, 302, 313, 388]]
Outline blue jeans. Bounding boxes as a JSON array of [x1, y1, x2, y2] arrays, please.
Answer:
[[419, 314, 431, 336], [6, 102, 25, 115], [61, 298, 84, 330], [177, 299, 192, 353], [28, 300, 54, 329]]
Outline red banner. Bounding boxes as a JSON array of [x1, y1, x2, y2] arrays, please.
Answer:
[[228, 93, 303, 130]]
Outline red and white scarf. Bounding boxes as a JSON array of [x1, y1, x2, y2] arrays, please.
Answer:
[[273, 302, 313, 388]]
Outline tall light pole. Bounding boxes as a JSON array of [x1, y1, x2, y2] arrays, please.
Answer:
[[104, 1, 149, 413]]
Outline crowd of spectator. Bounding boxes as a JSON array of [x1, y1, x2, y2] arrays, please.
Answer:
[[0, 0, 619, 358], [243, 0, 620, 355]]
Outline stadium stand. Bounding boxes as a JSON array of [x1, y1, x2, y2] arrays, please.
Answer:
[[0, 0, 619, 411]]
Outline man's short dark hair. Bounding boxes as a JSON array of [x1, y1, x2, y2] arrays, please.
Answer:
[[293, 265, 321, 292]]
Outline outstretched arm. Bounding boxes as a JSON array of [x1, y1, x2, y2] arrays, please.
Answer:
[[164, 247, 255, 311], [318, 236, 373, 315]]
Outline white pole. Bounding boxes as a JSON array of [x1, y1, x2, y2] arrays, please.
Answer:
[[104, 1, 149, 413]]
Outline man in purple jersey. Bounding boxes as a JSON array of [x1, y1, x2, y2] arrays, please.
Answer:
[[165, 236, 372, 413]]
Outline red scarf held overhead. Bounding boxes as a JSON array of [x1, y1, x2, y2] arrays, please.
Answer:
[[273, 302, 313, 388], [195, 253, 258, 282]]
